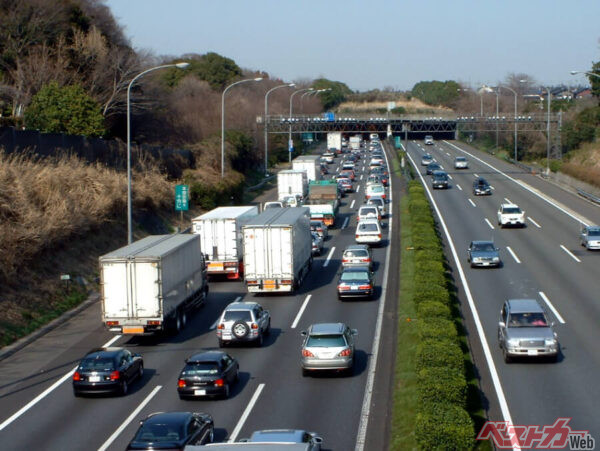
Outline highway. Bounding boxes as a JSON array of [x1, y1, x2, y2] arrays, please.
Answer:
[[404, 139, 600, 444], [0, 142, 399, 451]]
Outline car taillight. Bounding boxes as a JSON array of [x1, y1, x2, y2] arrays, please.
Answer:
[[359, 284, 372, 290], [338, 348, 352, 357], [217, 324, 225, 330], [72, 371, 81, 381], [214, 378, 225, 387], [342, 258, 349, 262], [364, 258, 371, 262], [251, 323, 258, 330], [302, 350, 314, 357], [355, 234, 360, 239], [177, 379, 186, 388], [378, 234, 382, 238], [109, 370, 120, 381], [338, 285, 350, 291], [106, 321, 119, 326], [224, 261, 238, 267], [146, 320, 161, 325], [281, 279, 292, 285]]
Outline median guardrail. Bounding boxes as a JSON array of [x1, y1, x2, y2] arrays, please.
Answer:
[[577, 188, 600, 205]]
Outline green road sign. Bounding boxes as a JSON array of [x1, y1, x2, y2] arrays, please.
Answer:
[[175, 184, 189, 211]]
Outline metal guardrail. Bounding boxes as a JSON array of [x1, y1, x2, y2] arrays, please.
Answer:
[[246, 175, 276, 192], [577, 188, 600, 205]]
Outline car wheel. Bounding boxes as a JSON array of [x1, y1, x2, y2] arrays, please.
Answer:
[[73, 389, 81, 398], [503, 348, 512, 364], [208, 429, 214, 443], [121, 380, 128, 396], [256, 332, 264, 347], [178, 394, 186, 400], [265, 319, 271, 336], [218, 339, 225, 348], [223, 383, 230, 399], [232, 320, 249, 339], [302, 368, 309, 377], [138, 363, 144, 380]]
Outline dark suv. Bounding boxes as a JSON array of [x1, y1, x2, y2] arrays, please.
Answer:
[[473, 177, 492, 195], [73, 347, 143, 396]]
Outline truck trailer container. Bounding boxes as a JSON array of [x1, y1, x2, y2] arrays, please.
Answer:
[[292, 155, 322, 182], [192, 206, 259, 279], [349, 135, 362, 150], [243, 207, 312, 293], [327, 132, 342, 152], [277, 170, 308, 201], [305, 180, 339, 227], [100, 234, 208, 336]]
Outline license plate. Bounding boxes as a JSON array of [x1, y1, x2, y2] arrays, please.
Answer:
[[194, 389, 206, 396], [89, 376, 101, 382], [264, 280, 276, 289], [351, 286, 359, 290], [208, 263, 223, 271], [123, 326, 144, 334], [527, 350, 538, 356], [482, 262, 490, 266]]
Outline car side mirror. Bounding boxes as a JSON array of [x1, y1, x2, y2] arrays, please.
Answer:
[[498, 321, 506, 328], [314, 436, 324, 444], [301, 331, 307, 336], [351, 329, 358, 335]]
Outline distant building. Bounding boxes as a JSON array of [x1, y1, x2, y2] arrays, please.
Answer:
[[574, 87, 592, 99]]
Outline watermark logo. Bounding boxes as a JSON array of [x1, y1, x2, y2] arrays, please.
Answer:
[[477, 418, 595, 449]]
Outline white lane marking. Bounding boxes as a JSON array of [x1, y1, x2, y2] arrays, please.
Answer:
[[506, 246, 521, 264], [560, 244, 581, 263], [527, 216, 541, 228], [228, 384, 266, 442], [444, 141, 591, 227], [210, 297, 241, 329], [323, 246, 336, 267], [0, 333, 123, 432], [468, 199, 476, 207], [439, 165, 444, 170], [485, 218, 495, 229], [291, 295, 312, 329], [350, 199, 356, 209], [504, 197, 512, 204], [355, 142, 394, 451], [474, 173, 479, 178], [539, 291, 566, 324], [356, 185, 361, 193], [360, 174, 363, 180], [456, 184, 463, 191], [447, 174, 453, 180], [403, 151, 519, 451], [98, 386, 162, 451], [342, 217, 349, 229], [446, 152, 451, 156]]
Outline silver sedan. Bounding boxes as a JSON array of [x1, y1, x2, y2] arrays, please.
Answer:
[[301, 323, 357, 376]]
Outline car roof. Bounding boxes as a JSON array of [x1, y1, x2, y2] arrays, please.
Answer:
[[144, 411, 193, 425], [341, 265, 370, 272], [455, 156, 466, 160], [250, 430, 306, 442], [432, 170, 447, 176], [359, 205, 378, 210], [474, 177, 488, 183], [84, 347, 123, 358], [344, 244, 369, 251], [422, 154, 432, 158], [225, 301, 259, 311], [309, 323, 346, 334], [500, 202, 519, 208], [507, 299, 544, 313], [358, 218, 380, 224], [187, 350, 228, 363]]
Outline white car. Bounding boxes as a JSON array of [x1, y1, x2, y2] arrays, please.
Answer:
[[357, 205, 381, 222], [580, 225, 600, 250], [355, 219, 382, 246], [497, 203, 525, 228], [367, 196, 385, 217], [365, 183, 386, 200], [424, 135, 434, 145], [454, 156, 468, 169], [342, 161, 355, 170]]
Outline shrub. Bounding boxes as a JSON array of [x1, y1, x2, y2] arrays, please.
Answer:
[[413, 284, 451, 306], [417, 367, 467, 406], [417, 301, 451, 319], [415, 403, 474, 450], [414, 249, 444, 263], [417, 317, 457, 341], [412, 233, 441, 251], [415, 260, 445, 275], [416, 339, 464, 372], [414, 270, 447, 290]]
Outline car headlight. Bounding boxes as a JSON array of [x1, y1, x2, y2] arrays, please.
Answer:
[[472, 257, 482, 262], [545, 338, 557, 347], [492, 257, 500, 262], [507, 338, 520, 347]]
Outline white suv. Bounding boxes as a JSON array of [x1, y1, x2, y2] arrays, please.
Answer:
[[497, 203, 525, 228], [216, 301, 271, 347], [355, 219, 382, 246]]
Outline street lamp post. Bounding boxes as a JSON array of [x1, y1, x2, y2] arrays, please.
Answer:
[[542, 86, 552, 175], [300, 88, 330, 113], [570, 70, 600, 79], [126, 61, 189, 244], [498, 85, 519, 161], [221, 77, 263, 178], [288, 88, 313, 162], [264, 83, 295, 176]]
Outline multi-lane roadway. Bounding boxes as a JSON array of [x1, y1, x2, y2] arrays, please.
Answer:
[[0, 143, 399, 451]]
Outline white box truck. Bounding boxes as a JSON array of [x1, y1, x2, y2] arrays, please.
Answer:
[[243, 207, 312, 293], [100, 234, 208, 336], [327, 132, 342, 151], [292, 155, 322, 182], [277, 170, 308, 201], [349, 135, 362, 150], [192, 206, 259, 280]]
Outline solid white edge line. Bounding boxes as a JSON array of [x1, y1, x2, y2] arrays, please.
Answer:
[[342, 217, 349, 229], [560, 244, 581, 263], [323, 246, 336, 267], [291, 295, 312, 329], [404, 149, 520, 451], [97, 385, 163, 451], [350, 199, 356, 209], [355, 142, 394, 450], [444, 141, 589, 227], [539, 291, 566, 324], [527, 216, 542, 228], [228, 383, 265, 443], [457, 184, 463, 191], [469, 199, 476, 207], [485, 218, 495, 229], [0, 332, 123, 432], [506, 246, 521, 264]]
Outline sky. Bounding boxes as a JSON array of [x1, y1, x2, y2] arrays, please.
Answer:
[[105, 0, 600, 92]]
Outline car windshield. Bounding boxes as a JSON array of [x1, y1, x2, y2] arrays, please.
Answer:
[[472, 243, 495, 252], [223, 310, 252, 322], [434, 174, 448, 180], [182, 362, 220, 376], [456, 157, 466, 162], [306, 334, 346, 347], [587, 229, 600, 236], [503, 207, 522, 214], [358, 223, 379, 232], [370, 186, 384, 193], [344, 250, 368, 258], [508, 312, 548, 328], [135, 422, 185, 443], [360, 208, 378, 216], [476, 181, 488, 187], [341, 271, 369, 281], [80, 357, 114, 371]]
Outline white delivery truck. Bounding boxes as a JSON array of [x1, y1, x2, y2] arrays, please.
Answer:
[[100, 234, 208, 336], [349, 135, 362, 150], [192, 206, 259, 280], [327, 132, 342, 152], [243, 207, 312, 293], [277, 170, 308, 201], [292, 155, 322, 182]]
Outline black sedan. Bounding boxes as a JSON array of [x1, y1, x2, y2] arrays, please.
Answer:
[[473, 177, 492, 195], [72, 347, 143, 396], [426, 162, 441, 175], [177, 350, 239, 399], [337, 266, 374, 300], [127, 411, 214, 450]]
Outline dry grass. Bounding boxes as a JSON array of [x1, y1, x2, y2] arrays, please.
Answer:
[[561, 141, 600, 188], [338, 96, 452, 114]]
